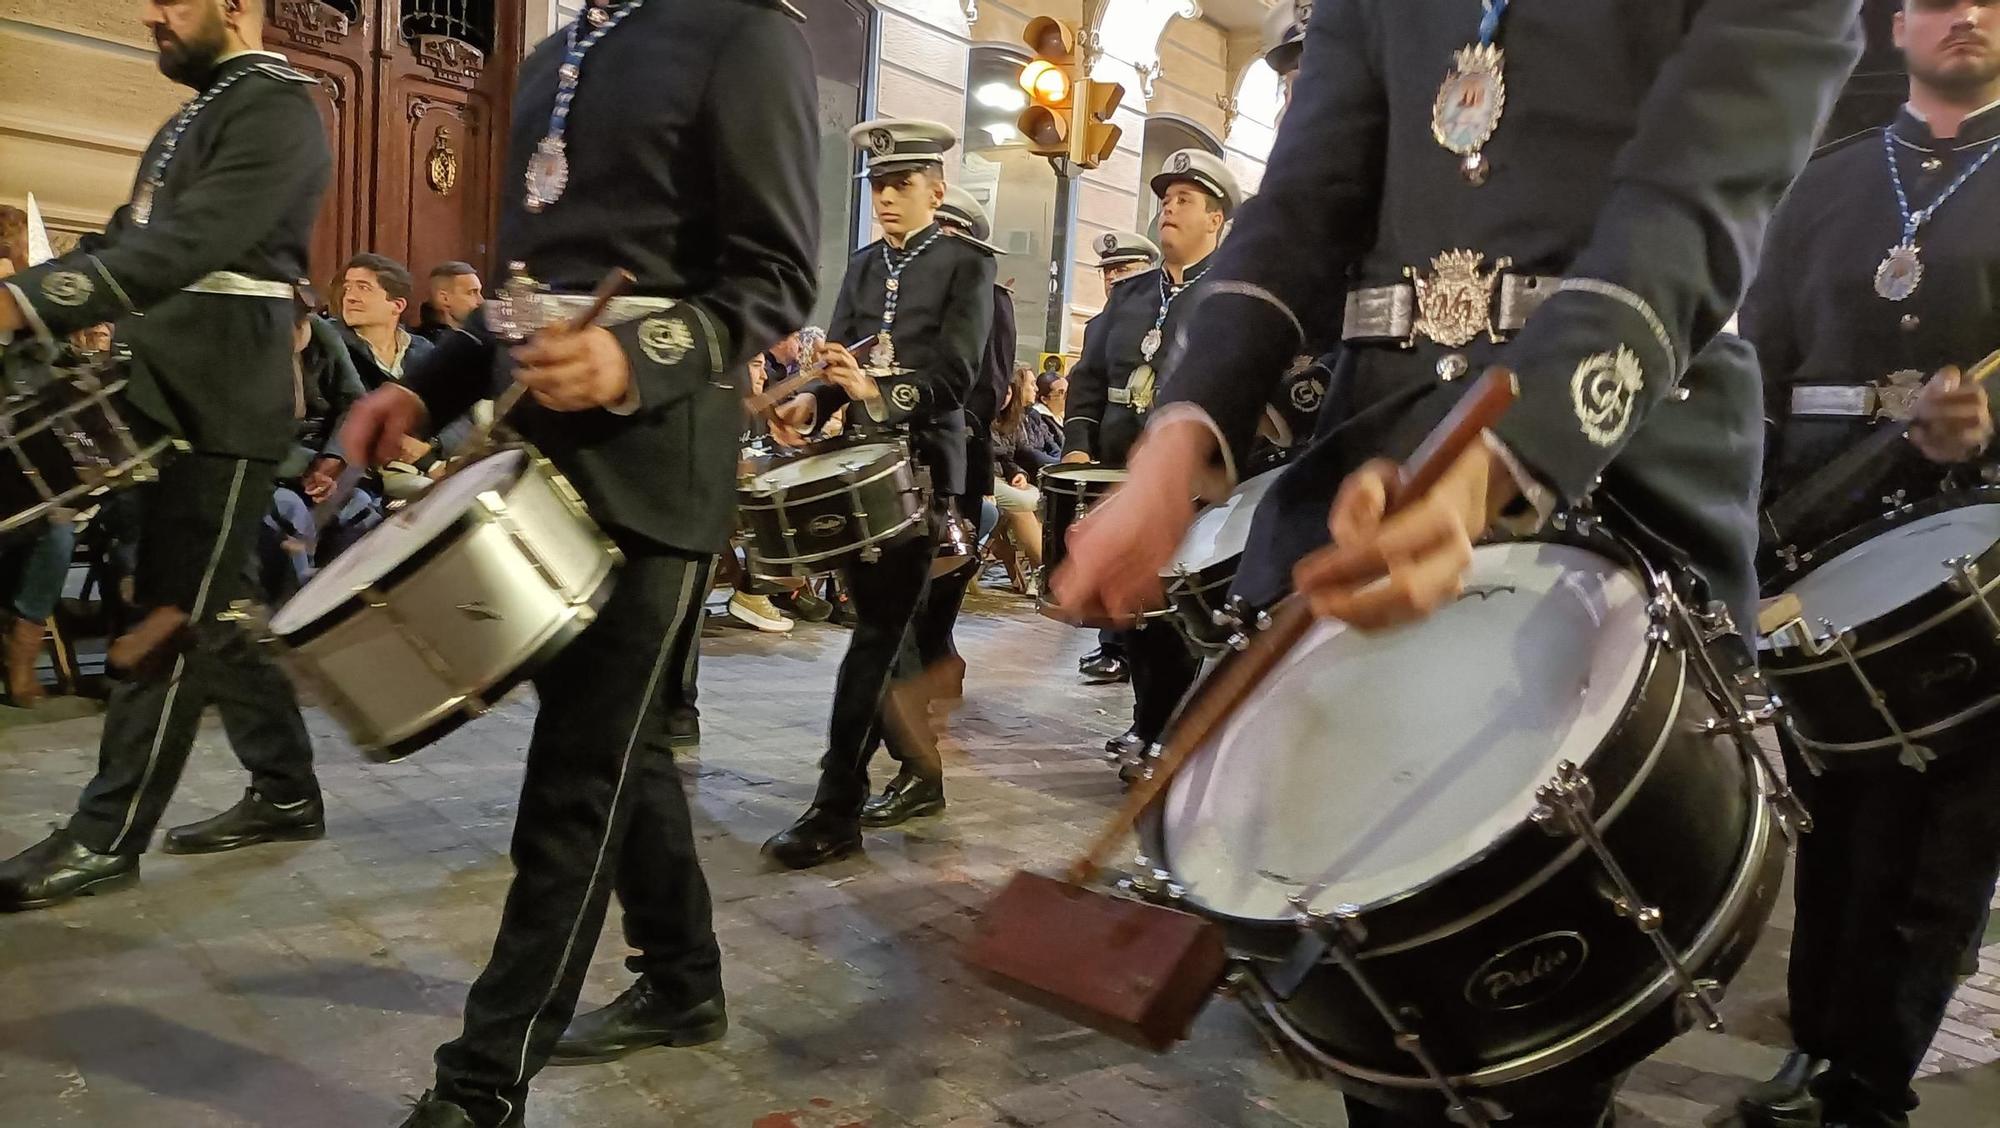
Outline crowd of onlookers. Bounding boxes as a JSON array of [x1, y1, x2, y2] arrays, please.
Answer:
[[3, 246, 1080, 704]]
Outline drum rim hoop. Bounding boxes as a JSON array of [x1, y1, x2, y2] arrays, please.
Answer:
[[272, 450, 555, 643], [1761, 489, 2000, 656], [741, 454, 917, 505], [1150, 532, 1681, 937], [0, 437, 174, 535], [1786, 687, 2000, 752], [1238, 794, 1775, 1090]]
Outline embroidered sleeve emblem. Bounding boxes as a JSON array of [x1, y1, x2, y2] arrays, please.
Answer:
[[40, 271, 94, 308], [638, 314, 695, 366], [1571, 345, 1644, 447], [889, 381, 922, 412]]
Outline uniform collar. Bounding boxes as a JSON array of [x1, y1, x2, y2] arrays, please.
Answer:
[[1893, 94, 2000, 150], [201, 49, 287, 90], [1163, 251, 1215, 287], [884, 222, 940, 253]]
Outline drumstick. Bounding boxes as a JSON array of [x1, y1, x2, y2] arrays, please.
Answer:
[[744, 336, 879, 418], [1066, 366, 1519, 885], [444, 267, 637, 474]]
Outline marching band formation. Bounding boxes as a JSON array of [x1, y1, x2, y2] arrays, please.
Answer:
[[1, 1, 1997, 1127]]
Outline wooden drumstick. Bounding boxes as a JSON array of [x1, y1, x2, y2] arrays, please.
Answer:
[[440, 267, 637, 478], [744, 336, 878, 418], [1067, 366, 1520, 885]]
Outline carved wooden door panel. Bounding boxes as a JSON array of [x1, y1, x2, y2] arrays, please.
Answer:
[[267, 1, 373, 286]]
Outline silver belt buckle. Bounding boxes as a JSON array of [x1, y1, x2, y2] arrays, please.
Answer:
[[1789, 386, 1876, 418], [1107, 386, 1133, 406]]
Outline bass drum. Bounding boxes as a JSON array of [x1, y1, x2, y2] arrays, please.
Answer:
[[1760, 491, 2000, 771], [1139, 532, 1782, 1121]]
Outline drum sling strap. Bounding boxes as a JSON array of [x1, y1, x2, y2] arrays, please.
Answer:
[[962, 369, 1520, 1051]]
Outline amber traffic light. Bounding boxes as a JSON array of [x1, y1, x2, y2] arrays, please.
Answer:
[[1016, 15, 1123, 170]]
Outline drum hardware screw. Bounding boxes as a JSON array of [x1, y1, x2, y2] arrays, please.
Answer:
[[1226, 632, 1252, 652], [1675, 978, 1727, 1033]]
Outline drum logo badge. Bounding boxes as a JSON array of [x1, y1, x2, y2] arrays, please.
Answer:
[[1288, 374, 1325, 414], [1410, 250, 1508, 348], [1464, 931, 1589, 1012], [1572, 345, 1644, 447], [639, 313, 695, 366], [41, 271, 94, 308], [890, 381, 922, 412], [807, 514, 849, 537]]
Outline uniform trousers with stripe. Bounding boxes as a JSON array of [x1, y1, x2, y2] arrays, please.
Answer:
[[434, 550, 721, 1126], [69, 454, 318, 855]]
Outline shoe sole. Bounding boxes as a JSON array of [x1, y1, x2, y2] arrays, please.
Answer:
[[860, 799, 946, 828], [727, 605, 794, 633], [762, 840, 863, 870], [160, 823, 326, 856], [3, 866, 140, 911], [547, 1017, 729, 1066], [1080, 673, 1130, 685]]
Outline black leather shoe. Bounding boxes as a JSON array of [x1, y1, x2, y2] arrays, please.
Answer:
[[665, 710, 700, 751], [860, 771, 946, 827], [762, 807, 862, 869], [1080, 652, 1130, 684], [0, 829, 139, 911], [1738, 1052, 1828, 1128], [163, 788, 325, 855], [549, 981, 727, 1065], [395, 1091, 522, 1128], [781, 588, 835, 623]]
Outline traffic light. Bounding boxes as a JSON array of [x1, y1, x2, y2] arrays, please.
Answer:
[[1016, 16, 1123, 170]]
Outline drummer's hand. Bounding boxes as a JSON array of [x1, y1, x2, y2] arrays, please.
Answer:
[[338, 384, 430, 469], [1052, 418, 1212, 623], [301, 456, 342, 503], [511, 324, 631, 412], [818, 342, 877, 402], [1060, 450, 1092, 465], [1292, 442, 1514, 632], [1910, 366, 1992, 463], [0, 284, 20, 333], [1009, 472, 1031, 490], [770, 394, 814, 447]]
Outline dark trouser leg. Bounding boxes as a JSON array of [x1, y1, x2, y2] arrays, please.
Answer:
[[434, 551, 713, 1126], [69, 456, 310, 854], [1341, 1083, 1617, 1128], [617, 560, 719, 995], [207, 628, 319, 806], [1779, 733, 1861, 1063], [1096, 627, 1124, 660], [1125, 618, 1199, 743], [1817, 748, 2000, 1121], [914, 561, 973, 668], [814, 533, 935, 816]]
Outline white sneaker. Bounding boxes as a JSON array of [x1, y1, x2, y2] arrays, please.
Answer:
[[728, 592, 795, 633]]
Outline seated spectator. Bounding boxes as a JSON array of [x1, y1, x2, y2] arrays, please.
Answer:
[[2, 518, 78, 707], [1035, 368, 1067, 422], [415, 261, 484, 343], [256, 287, 380, 604], [989, 364, 1061, 574], [335, 252, 475, 469]]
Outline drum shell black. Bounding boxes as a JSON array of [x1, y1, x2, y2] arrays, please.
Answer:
[[0, 370, 170, 534], [739, 438, 927, 574], [1036, 464, 1124, 618], [1761, 492, 2000, 768], [1137, 536, 1781, 1113]]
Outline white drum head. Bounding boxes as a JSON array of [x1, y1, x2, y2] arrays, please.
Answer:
[[1777, 504, 2000, 637], [271, 449, 526, 634], [752, 443, 899, 492], [1164, 468, 1283, 577], [1160, 542, 1652, 921]]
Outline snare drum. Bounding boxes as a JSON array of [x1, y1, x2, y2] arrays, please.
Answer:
[[1036, 463, 1126, 620], [1161, 467, 1283, 651], [738, 435, 928, 575], [1760, 491, 2000, 771], [0, 362, 174, 534], [1139, 534, 1782, 1120], [269, 448, 621, 761]]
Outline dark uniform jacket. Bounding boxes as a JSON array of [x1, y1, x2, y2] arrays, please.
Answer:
[[814, 225, 995, 497], [961, 282, 1016, 502], [405, 0, 820, 556], [285, 314, 369, 478], [1155, 0, 1861, 620], [1743, 102, 2000, 559], [1064, 254, 1214, 467], [3, 53, 330, 461]]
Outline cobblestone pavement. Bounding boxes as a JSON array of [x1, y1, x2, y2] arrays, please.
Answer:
[[2, 589, 1995, 1128]]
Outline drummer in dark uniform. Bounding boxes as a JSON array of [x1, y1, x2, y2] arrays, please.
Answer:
[[336, 1, 819, 1123], [1075, 231, 1161, 685], [1736, 3, 2000, 1124], [1061, 150, 1237, 768], [1054, 1, 1862, 1125], [762, 119, 996, 868], [0, 0, 329, 911]]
